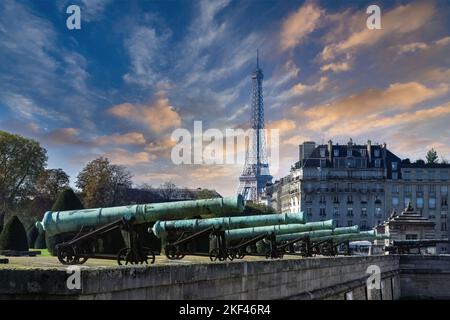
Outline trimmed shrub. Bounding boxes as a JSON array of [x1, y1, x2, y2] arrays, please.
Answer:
[[0, 216, 29, 251], [27, 225, 39, 249], [51, 188, 83, 211], [46, 188, 84, 255], [34, 231, 47, 249]]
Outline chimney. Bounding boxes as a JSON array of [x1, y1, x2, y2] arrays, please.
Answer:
[[327, 140, 333, 162], [367, 140, 372, 163]]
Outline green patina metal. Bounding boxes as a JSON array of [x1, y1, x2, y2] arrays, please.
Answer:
[[309, 230, 384, 243], [36, 196, 245, 236], [224, 219, 335, 241], [152, 212, 305, 239], [275, 226, 359, 242]]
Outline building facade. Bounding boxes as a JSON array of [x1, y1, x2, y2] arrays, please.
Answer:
[[266, 139, 450, 252]]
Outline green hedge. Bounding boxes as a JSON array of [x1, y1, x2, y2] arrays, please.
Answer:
[[0, 216, 29, 251]]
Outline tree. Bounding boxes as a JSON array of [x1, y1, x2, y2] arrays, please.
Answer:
[[0, 131, 47, 213], [195, 189, 219, 199], [0, 215, 29, 251], [426, 148, 439, 164], [415, 159, 425, 165], [76, 157, 133, 208], [35, 169, 70, 201], [441, 156, 449, 164], [158, 181, 178, 201]]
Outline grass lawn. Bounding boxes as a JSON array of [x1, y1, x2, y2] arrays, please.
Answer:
[[30, 248, 51, 257]]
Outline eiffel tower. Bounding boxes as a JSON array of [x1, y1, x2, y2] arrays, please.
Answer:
[[237, 50, 272, 202]]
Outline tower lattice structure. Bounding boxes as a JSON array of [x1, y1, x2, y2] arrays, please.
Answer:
[[237, 51, 272, 202]]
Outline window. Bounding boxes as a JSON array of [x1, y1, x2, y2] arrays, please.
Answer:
[[404, 197, 411, 207], [441, 222, 447, 231], [335, 221, 340, 228], [442, 197, 448, 207], [333, 207, 339, 217], [361, 195, 368, 203], [406, 234, 418, 240], [429, 185, 436, 193], [405, 185, 412, 193], [306, 207, 312, 217], [320, 159, 326, 168], [320, 195, 326, 203], [442, 186, 448, 195], [360, 149, 367, 157], [305, 195, 312, 203], [347, 149, 352, 157], [375, 207, 382, 217], [347, 208, 354, 217], [333, 195, 339, 203], [375, 159, 381, 168], [429, 198, 436, 209], [320, 148, 326, 157], [392, 185, 400, 193], [374, 149, 380, 157], [347, 220, 353, 227], [361, 220, 367, 230], [392, 172, 398, 180], [392, 162, 398, 170], [361, 207, 367, 217], [417, 197, 424, 209], [334, 149, 339, 157], [417, 171, 423, 181], [347, 195, 353, 203], [392, 197, 399, 207], [403, 171, 411, 180], [417, 185, 423, 192], [347, 183, 352, 191], [320, 207, 326, 217]]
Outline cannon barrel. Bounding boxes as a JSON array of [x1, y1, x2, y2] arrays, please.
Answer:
[[275, 226, 359, 242], [152, 212, 305, 239], [309, 230, 381, 243], [224, 219, 334, 241], [36, 196, 245, 236]]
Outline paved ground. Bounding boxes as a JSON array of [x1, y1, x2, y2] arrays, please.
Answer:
[[0, 252, 304, 270]]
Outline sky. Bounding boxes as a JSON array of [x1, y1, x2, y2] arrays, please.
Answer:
[[1, 0, 450, 197]]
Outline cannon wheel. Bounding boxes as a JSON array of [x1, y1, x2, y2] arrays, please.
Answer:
[[235, 251, 245, 259], [57, 245, 78, 265], [209, 248, 220, 261], [142, 247, 155, 265], [117, 247, 133, 265], [165, 245, 179, 260]]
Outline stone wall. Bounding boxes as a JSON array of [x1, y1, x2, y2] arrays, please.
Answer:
[[399, 255, 450, 299], [0, 255, 401, 300]]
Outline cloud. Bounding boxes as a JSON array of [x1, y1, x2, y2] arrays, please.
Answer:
[[299, 82, 448, 131], [280, 1, 323, 50], [266, 119, 296, 134], [108, 93, 181, 133], [327, 102, 450, 136], [123, 26, 171, 87], [103, 148, 154, 166], [283, 135, 313, 146], [93, 132, 147, 146], [45, 128, 86, 145], [320, 1, 435, 61], [80, 0, 112, 22], [321, 61, 351, 73]]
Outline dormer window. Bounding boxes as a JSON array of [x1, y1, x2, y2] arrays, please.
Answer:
[[347, 149, 352, 157], [374, 149, 380, 157], [320, 148, 326, 157], [360, 149, 366, 157], [334, 149, 339, 157]]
